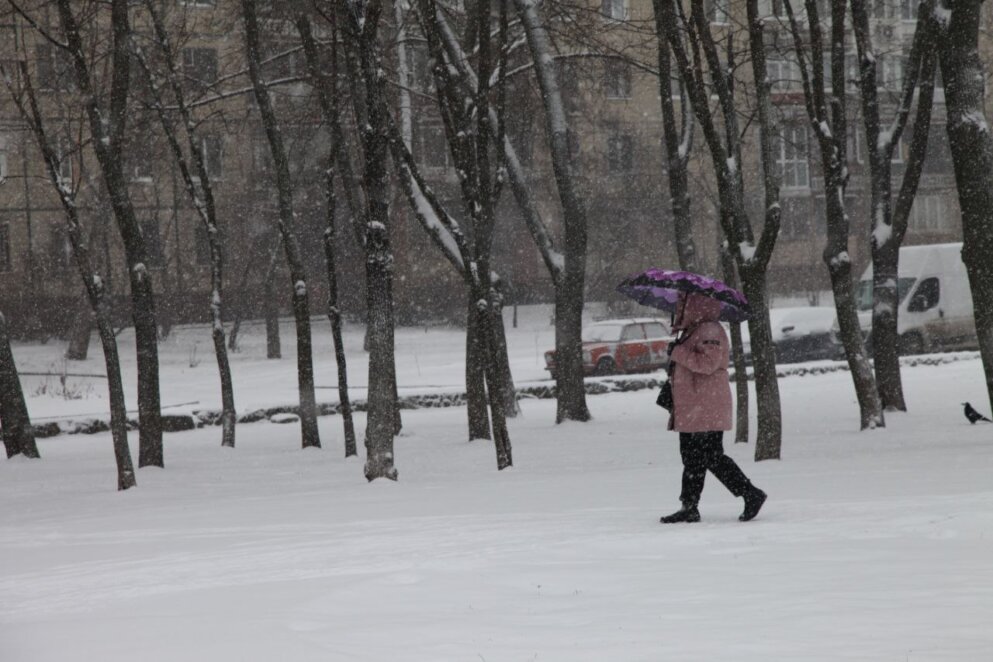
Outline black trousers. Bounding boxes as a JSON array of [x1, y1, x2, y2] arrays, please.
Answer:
[[679, 431, 752, 507]]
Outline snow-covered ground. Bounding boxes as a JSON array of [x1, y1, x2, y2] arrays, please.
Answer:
[[2, 310, 992, 661], [10, 305, 581, 422]]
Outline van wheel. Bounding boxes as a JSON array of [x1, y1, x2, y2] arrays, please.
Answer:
[[900, 333, 926, 356], [594, 357, 616, 376]]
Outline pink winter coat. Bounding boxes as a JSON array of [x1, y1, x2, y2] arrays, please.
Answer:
[[668, 294, 733, 433]]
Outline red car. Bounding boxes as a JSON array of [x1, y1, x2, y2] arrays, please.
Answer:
[[545, 318, 673, 378]]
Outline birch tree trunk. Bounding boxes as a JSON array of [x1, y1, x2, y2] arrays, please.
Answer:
[[935, 0, 993, 416]]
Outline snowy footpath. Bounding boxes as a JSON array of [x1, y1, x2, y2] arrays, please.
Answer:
[[2, 316, 992, 661]]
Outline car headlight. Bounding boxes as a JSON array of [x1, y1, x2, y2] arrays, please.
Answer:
[[544, 351, 555, 366], [582, 350, 592, 363]]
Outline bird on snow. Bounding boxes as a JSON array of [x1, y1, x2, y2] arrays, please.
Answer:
[[962, 402, 992, 424]]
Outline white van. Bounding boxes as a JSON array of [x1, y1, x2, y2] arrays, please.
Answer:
[[856, 242, 977, 354]]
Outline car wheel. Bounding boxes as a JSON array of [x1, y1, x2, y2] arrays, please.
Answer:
[[594, 357, 616, 376], [900, 332, 925, 356]]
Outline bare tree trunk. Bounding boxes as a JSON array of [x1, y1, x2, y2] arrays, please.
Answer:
[[783, 0, 884, 430], [2, 59, 135, 488], [0, 313, 39, 460], [65, 302, 92, 361], [658, 0, 784, 457], [466, 303, 492, 440], [489, 284, 519, 417], [824, 183, 885, 429], [340, 0, 399, 480], [652, 4, 697, 272], [295, 12, 359, 457], [133, 9, 237, 447], [242, 0, 320, 449], [514, 0, 590, 424], [57, 0, 163, 466], [263, 243, 282, 359], [935, 0, 993, 416], [852, 0, 937, 412], [323, 205, 358, 457], [721, 248, 749, 444]]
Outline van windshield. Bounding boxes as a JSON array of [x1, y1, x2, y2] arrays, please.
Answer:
[[856, 278, 917, 311]]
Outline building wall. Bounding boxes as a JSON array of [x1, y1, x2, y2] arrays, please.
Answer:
[[0, 0, 981, 337]]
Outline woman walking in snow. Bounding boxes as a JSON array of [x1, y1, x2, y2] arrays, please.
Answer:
[[660, 293, 767, 523]]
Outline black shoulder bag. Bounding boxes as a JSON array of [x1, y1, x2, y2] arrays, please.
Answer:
[[655, 331, 685, 412]]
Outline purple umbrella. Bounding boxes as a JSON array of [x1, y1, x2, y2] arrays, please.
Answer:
[[616, 268, 751, 323]]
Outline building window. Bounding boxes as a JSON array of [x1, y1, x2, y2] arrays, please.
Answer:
[[767, 0, 791, 19], [198, 135, 223, 179], [847, 125, 866, 164], [567, 128, 581, 161], [54, 136, 73, 185], [0, 149, 8, 183], [418, 124, 450, 170], [182, 47, 218, 94], [607, 130, 634, 174], [36, 43, 74, 91], [901, 0, 919, 20], [253, 139, 273, 176], [775, 124, 809, 189], [178, 0, 216, 7], [880, 55, 906, 92], [600, 0, 627, 21], [407, 44, 433, 93], [604, 60, 631, 99], [871, 0, 896, 18], [48, 226, 70, 271], [0, 223, 9, 272], [557, 61, 581, 114], [140, 216, 165, 267], [890, 133, 906, 164], [923, 126, 952, 175], [195, 224, 212, 266], [766, 56, 800, 92], [908, 194, 947, 231], [707, 0, 730, 24], [130, 136, 154, 181], [262, 42, 304, 81]]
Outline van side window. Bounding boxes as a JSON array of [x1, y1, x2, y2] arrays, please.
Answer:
[[908, 277, 940, 312]]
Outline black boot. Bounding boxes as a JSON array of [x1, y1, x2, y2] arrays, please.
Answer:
[[660, 504, 700, 524], [739, 488, 767, 522]]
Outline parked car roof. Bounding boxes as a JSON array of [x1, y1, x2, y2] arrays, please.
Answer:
[[739, 307, 837, 350], [589, 318, 670, 326]]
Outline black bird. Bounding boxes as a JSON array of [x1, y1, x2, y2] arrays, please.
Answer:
[[962, 402, 992, 424]]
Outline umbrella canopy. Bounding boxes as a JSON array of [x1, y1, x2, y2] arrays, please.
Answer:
[[616, 268, 751, 323]]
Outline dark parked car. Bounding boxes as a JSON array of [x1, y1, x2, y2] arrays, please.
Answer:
[[742, 307, 844, 364], [545, 318, 673, 378]]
